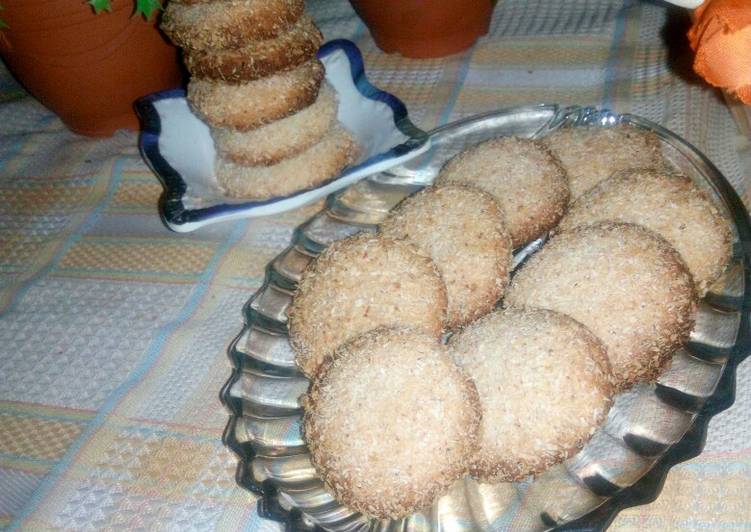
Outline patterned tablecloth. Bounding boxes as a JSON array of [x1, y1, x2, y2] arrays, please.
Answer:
[[1, 0, 750, 530]]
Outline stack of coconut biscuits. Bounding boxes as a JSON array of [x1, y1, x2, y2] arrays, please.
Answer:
[[161, 0, 357, 200], [286, 123, 734, 520]]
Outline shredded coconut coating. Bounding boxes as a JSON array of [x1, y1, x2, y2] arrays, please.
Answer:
[[188, 59, 324, 130], [450, 307, 613, 482], [216, 126, 357, 200], [183, 14, 323, 83], [212, 84, 337, 166], [288, 234, 448, 378], [558, 169, 733, 296], [542, 125, 663, 199], [302, 328, 481, 519], [161, 0, 304, 51], [506, 222, 697, 390], [435, 137, 569, 248], [379, 185, 512, 329]]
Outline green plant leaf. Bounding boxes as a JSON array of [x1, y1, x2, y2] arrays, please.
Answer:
[[88, 0, 112, 14], [135, 0, 163, 19]]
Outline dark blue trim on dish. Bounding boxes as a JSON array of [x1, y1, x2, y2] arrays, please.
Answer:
[[136, 88, 191, 228], [318, 39, 426, 141], [136, 40, 428, 230]]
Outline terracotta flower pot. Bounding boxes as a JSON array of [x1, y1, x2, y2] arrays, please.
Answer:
[[349, 0, 494, 59], [0, 0, 182, 136]]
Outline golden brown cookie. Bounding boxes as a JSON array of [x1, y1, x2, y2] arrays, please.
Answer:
[[542, 125, 663, 199], [506, 222, 697, 390], [302, 328, 481, 519], [288, 233, 448, 378], [380, 185, 512, 329], [216, 125, 357, 199], [450, 307, 613, 482], [436, 137, 569, 248], [183, 14, 323, 83], [161, 0, 304, 51], [212, 84, 338, 166], [188, 59, 324, 130], [558, 168, 733, 296]]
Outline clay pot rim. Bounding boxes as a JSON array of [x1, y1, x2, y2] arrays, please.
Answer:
[[1, 0, 136, 32], [0, 0, 181, 136], [0, 4, 167, 67]]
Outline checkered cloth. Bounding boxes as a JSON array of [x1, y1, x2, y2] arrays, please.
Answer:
[[1, 0, 750, 530]]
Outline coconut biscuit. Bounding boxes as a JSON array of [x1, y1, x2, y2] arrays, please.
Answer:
[[184, 14, 323, 83], [450, 307, 613, 482], [288, 233, 448, 378], [302, 328, 481, 519], [436, 137, 570, 248], [162, 0, 304, 51], [380, 185, 512, 329], [188, 59, 324, 130], [542, 125, 663, 199], [558, 169, 733, 296], [212, 84, 338, 166], [216, 125, 357, 200], [506, 222, 697, 390]]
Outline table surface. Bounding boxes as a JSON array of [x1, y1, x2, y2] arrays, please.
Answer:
[[1, 0, 750, 530]]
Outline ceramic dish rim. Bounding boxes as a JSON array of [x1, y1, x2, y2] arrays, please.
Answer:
[[135, 39, 429, 232]]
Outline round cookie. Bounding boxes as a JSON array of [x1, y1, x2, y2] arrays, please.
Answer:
[[216, 126, 357, 200], [542, 125, 663, 199], [212, 84, 338, 166], [161, 0, 304, 51], [188, 59, 324, 130], [558, 169, 733, 296], [450, 307, 613, 482], [436, 137, 569, 248], [302, 328, 481, 519], [184, 15, 323, 83], [379, 185, 512, 329], [288, 233, 448, 378], [506, 222, 697, 390]]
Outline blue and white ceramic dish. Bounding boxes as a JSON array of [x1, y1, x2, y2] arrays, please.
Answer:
[[136, 40, 429, 232]]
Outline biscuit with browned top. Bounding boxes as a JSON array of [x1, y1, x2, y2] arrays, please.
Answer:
[[302, 328, 481, 519], [506, 222, 697, 390], [188, 59, 324, 130], [380, 185, 512, 329], [216, 125, 357, 199], [184, 15, 323, 83], [450, 307, 613, 482], [212, 84, 338, 166], [542, 125, 663, 199], [288, 233, 448, 378], [558, 169, 733, 296], [436, 137, 569, 248], [161, 0, 304, 51]]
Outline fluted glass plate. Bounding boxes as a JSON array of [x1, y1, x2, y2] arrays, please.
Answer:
[[220, 104, 751, 531]]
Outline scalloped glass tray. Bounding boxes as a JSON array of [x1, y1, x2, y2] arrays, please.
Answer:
[[220, 104, 751, 531]]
